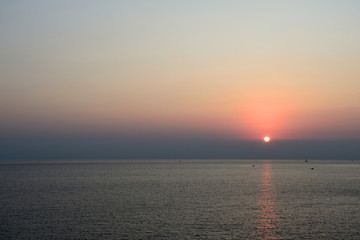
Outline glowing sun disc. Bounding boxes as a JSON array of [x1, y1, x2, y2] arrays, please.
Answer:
[[264, 136, 270, 142]]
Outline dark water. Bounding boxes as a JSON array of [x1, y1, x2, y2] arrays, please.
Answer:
[[0, 160, 359, 239]]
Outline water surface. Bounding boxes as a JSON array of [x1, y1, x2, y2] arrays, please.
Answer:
[[0, 159, 359, 239]]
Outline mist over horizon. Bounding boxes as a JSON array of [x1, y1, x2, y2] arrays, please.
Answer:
[[2, 131, 359, 160]]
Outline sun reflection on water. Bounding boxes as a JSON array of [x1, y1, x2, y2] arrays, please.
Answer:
[[257, 161, 281, 239]]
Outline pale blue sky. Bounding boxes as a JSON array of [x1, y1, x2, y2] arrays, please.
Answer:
[[1, 0, 360, 140]]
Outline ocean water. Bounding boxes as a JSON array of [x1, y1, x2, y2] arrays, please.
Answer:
[[0, 159, 359, 239]]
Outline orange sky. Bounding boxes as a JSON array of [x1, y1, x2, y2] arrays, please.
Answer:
[[1, 1, 360, 140]]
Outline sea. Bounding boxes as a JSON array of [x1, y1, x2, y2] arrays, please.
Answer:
[[0, 159, 359, 239]]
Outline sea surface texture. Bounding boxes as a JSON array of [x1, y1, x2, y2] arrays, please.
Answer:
[[0, 160, 359, 239]]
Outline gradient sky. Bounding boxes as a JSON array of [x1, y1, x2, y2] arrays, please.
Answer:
[[1, 1, 360, 159]]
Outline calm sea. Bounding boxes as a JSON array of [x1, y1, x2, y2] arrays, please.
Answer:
[[0, 159, 359, 239]]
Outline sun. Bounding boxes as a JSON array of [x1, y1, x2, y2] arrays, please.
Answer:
[[263, 136, 270, 143]]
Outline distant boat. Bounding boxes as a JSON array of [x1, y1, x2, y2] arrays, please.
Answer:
[[305, 155, 308, 162]]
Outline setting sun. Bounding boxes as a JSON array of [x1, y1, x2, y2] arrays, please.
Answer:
[[264, 136, 270, 143]]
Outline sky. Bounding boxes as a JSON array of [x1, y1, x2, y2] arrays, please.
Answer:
[[1, 1, 360, 159]]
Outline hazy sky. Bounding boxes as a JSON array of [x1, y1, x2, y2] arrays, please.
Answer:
[[1, 0, 360, 147]]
